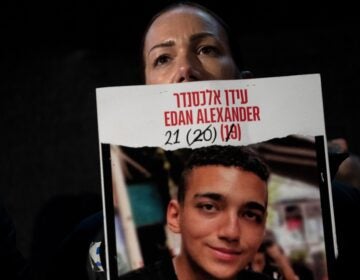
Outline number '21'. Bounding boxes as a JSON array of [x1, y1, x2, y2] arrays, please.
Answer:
[[165, 129, 180, 145]]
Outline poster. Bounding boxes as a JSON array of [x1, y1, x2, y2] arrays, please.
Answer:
[[96, 74, 336, 280]]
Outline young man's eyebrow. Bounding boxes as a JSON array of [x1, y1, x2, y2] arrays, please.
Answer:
[[245, 201, 266, 214], [193, 192, 224, 201], [194, 194, 266, 212], [148, 40, 175, 57]]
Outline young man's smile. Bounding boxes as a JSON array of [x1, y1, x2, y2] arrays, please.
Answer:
[[168, 164, 268, 280]]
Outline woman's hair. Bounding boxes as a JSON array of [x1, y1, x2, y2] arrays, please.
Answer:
[[140, 1, 245, 82]]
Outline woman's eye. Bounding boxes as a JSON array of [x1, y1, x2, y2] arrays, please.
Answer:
[[154, 55, 171, 67], [198, 46, 220, 56]]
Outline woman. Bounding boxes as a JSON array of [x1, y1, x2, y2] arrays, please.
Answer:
[[142, 2, 249, 85], [45, 3, 264, 280], [119, 2, 269, 280]]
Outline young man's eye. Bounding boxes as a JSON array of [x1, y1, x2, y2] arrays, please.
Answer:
[[153, 55, 171, 67], [197, 203, 218, 213], [197, 45, 220, 56], [243, 210, 263, 223]]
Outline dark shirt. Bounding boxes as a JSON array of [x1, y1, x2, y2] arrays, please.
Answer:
[[0, 201, 30, 280], [39, 211, 106, 280], [119, 254, 270, 280], [332, 180, 360, 279]]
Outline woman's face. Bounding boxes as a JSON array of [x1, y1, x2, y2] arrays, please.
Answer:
[[143, 7, 239, 84]]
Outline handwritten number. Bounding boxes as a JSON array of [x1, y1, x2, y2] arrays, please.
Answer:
[[165, 129, 180, 145]]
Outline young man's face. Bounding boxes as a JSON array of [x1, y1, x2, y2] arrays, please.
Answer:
[[168, 165, 267, 280]]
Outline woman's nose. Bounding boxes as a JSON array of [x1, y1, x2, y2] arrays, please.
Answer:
[[173, 53, 200, 83]]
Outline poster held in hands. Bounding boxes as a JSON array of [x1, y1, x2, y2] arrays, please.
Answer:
[[96, 74, 336, 280]]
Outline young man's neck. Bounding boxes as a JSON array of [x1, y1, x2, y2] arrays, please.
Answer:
[[173, 254, 237, 280]]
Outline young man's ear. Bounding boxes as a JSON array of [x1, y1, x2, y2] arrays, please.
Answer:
[[167, 199, 181, 234]]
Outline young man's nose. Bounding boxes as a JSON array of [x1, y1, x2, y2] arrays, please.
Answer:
[[218, 213, 240, 243], [173, 54, 200, 83]]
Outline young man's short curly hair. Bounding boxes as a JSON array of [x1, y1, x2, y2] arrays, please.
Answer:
[[178, 145, 270, 204]]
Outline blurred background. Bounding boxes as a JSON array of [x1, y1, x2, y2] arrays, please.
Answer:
[[1, 0, 359, 270]]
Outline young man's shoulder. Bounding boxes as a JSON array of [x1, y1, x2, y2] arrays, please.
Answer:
[[238, 270, 272, 280], [118, 256, 177, 280], [118, 256, 270, 280]]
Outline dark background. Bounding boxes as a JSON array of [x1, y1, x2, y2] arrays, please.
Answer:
[[1, 0, 359, 264]]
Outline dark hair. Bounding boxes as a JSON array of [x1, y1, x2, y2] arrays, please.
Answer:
[[140, 1, 245, 82], [178, 145, 270, 203]]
